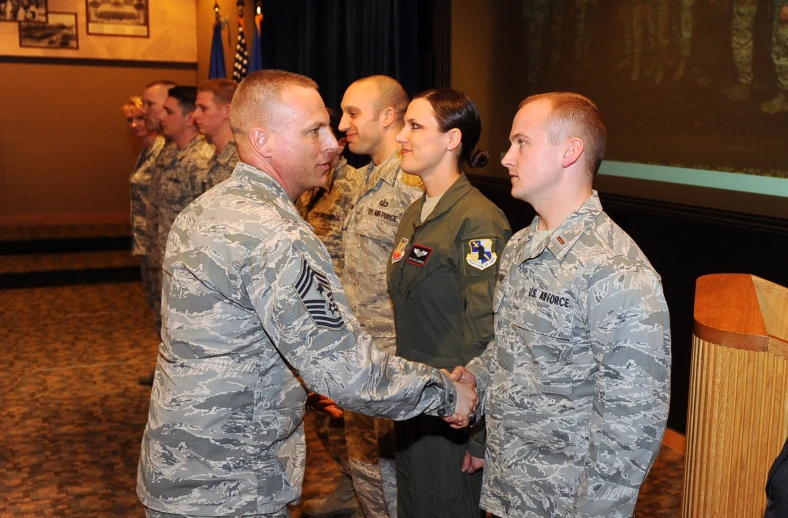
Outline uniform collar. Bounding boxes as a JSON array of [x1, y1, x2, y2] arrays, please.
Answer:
[[522, 190, 603, 263], [232, 161, 302, 219], [412, 173, 473, 226], [215, 140, 237, 166], [366, 147, 403, 186], [176, 134, 208, 161]]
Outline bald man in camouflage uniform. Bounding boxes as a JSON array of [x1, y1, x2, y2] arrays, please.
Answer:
[[762, 1, 788, 113], [337, 76, 424, 518], [451, 92, 671, 517], [137, 69, 477, 518]]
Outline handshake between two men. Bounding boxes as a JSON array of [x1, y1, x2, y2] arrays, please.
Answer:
[[308, 363, 480, 430]]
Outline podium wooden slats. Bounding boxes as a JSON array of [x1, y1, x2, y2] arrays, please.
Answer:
[[683, 274, 788, 517]]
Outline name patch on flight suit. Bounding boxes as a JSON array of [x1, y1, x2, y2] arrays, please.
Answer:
[[465, 238, 498, 271], [294, 258, 345, 329], [527, 286, 573, 308], [406, 244, 432, 267], [391, 237, 409, 264]]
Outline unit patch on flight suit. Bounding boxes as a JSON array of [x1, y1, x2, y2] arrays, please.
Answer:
[[406, 244, 432, 267], [392, 237, 409, 264], [294, 257, 345, 329], [465, 238, 498, 271]]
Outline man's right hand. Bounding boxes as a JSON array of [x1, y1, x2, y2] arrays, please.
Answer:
[[441, 367, 479, 429], [449, 365, 477, 388]]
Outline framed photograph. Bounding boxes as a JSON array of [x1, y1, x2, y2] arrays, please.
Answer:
[[0, 0, 47, 23], [19, 11, 77, 49], [86, 0, 149, 38]]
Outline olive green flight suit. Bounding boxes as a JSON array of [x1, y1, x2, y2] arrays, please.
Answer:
[[387, 174, 511, 518]]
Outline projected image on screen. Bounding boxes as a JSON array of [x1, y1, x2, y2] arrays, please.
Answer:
[[515, 0, 787, 179]]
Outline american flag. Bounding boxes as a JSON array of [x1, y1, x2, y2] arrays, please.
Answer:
[[233, 19, 249, 83]]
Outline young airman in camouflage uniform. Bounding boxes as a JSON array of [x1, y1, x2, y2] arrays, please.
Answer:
[[137, 70, 477, 518], [124, 94, 166, 338], [337, 76, 424, 518], [762, 1, 788, 113], [155, 86, 214, 267], [451, 92, 671, 518], [194, 79, 240, 190]]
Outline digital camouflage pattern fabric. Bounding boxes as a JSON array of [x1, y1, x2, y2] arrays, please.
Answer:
[[467, 191, 671, 518], [155, 135, 214, 267], [340, 149, 423, 517], [295, 157, 361, 276], [137, 162, 457, 517], [130, 135, 166, 256], [201, 139, 239, 191]]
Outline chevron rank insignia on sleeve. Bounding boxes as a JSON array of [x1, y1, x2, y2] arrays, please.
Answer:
[[294, 257, 345, 329]]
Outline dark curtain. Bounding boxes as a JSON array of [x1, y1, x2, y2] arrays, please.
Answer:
[[258, 0, 450, 113]]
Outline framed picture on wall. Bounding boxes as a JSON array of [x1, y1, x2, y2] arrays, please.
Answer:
[[19, 11, 77, 49], [85, 0, 149, 38], [1, 0, 47, 23]]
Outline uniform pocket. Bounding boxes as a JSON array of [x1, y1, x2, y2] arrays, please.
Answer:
[[499, 410, 582, 516]]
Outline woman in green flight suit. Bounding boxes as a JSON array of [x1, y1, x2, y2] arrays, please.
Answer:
[[387, 89, 512, 517]]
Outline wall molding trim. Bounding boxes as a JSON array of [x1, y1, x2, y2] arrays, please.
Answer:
[[0, 212, 129, 228], [0, 55, 197, 69], [467, 174, 788, 235]]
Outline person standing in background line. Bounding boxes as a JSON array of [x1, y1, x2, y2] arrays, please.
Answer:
[[155, 85, 214, 271], [123, 96, 165, 344], [336, 75, 423, 518], [137, 80, 176, 342], [194, 79, 240, 190]]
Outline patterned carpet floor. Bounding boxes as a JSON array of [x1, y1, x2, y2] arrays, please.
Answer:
[[0, 252, 684, 517]]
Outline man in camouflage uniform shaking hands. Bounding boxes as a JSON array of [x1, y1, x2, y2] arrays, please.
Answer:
[[450, 92, 671, 518], [137, 69, 478, 518]]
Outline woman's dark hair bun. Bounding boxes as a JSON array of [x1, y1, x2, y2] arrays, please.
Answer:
[[466, 149, 489, 168]]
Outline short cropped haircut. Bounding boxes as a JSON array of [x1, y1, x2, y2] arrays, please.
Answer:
[[121, 96, 143, 113], [519, 92, 607, 177], [168, 86, 198, 115], [354, 75, 409, 122], [198, 78, 238, 106], [230, 69, 318, 139], [144, 80, 177, 90]]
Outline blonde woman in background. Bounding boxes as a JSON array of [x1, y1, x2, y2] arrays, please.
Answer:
[[123, 96, 165, 340]]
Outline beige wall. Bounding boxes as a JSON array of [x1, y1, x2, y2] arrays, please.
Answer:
[[196, 0, 256, 84], [451, 0, 524, 179], [0, 64, 197, 225], [0, 0, 258, 227]]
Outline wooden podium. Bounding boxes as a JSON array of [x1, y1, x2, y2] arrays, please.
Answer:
[[683, 274, 788, 517]]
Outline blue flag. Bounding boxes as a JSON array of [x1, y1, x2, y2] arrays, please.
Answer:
[[249, 10, 263, 73], [209, 22, 226, 79]]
